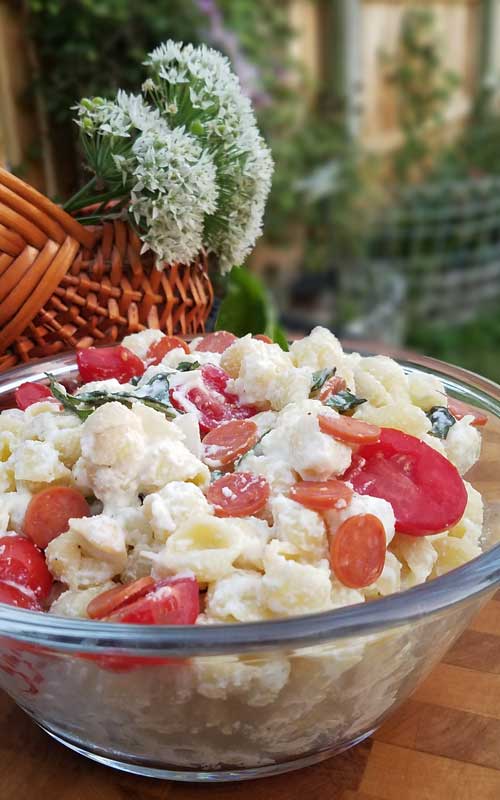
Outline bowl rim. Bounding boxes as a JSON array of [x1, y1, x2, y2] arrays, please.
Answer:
[[0, 347, 499, 656]]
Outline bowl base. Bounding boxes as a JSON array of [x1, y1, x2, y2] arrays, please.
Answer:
[[36, 719, 375, 782]]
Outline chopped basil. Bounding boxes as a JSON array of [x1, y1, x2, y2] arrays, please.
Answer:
[[427, 405, 456, 439], [47, 372, 177, 421], [177, 361, 200, 372], [324, 390, 367, 414], [310, 367, 336, 395]]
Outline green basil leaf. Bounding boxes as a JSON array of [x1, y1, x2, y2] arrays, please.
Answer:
[[324, 390, 367, 414], [177, 361, 200, 372], [134, 373, 171, 402], [47, 373, 177, 420], [427, 405, 456, 439], [310, 367, 336, 395], [215, 266, 289, 351]]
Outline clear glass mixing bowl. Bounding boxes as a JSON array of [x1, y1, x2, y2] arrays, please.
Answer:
[[0, 350, 499, 782]]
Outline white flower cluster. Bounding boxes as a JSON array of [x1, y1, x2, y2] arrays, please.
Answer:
[[73, 41, 273, 273], [145, 41, 274, 272]]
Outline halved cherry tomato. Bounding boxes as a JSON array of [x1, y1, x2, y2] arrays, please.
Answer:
[[170, 369, 257, 435], [447, 397, 488, 427], [77, 345, 145, 383], [80, 577, 199, 671], [319, 414, 381, 444], [318, 376, 347, 403], [254, 334, 273, 344], [289, 479, 353, 511], [203, 420, 258, 467], [200, 365, 259, 417], [200, 364, 238, 402], [208, 472, 270, 517], [342, 428, 468, 535], [0, 536, 52, 601], [330, 514, 386, 589], [0, 582, 41, 610], [15, 383, 56, 411], [106, 576, 199, 624], [146, 336, 190, 365], [194, 331, 237, 354], [87, 576, 155, 620], [23, 487, 90, 549], [170, 385, 227, 435]]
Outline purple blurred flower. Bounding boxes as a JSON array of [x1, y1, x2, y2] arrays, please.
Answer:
[[195, 0, 271, 108]]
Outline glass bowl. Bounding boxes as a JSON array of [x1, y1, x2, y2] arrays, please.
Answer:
[[0, 349, 499, 783]]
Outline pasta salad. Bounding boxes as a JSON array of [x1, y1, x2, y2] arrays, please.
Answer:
[[0, 327, 486, 631]]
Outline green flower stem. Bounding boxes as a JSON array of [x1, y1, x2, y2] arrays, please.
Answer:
[[62, 176, 98, 212]]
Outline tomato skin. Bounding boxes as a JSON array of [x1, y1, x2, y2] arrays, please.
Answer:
[[170, 367, 258, 435], [194, 331, 237, 354], [80, 576, 199, 671], [147, 336, 190, 365], [23, 487, 90, 549], [289, 479, 353, 511], [0, 582, 41, 610], [201, 364, 238, 402], [330, 514, 386, 589], [170, 385, 227, 435], [447, 398, 488, 427], [15, 383, 55, 411], [77, 345, 145, 383], [342, 428, 468, 536], [106, 577, 200, 624], [0, 536, 52, 601], [208, 472, 270, 517], [87, 576, 155, 620]]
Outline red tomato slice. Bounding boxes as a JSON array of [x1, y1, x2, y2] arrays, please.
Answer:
[[447, 397, 488, 427], [15, 383, 56, 411], [170, 385, 228, 435], [342, 428, 468, 535], [318, 376, 347, 402], [194, 331, 237, 353], [77, 345, 145, 383], [200, 364, 238, 402], [289, 479, 353, 511], [208, 472, 270, 517], [0, 536, 52, 600], [200, 365, 259, 418], [330, 514, 386, 589], [106, 576, 199, 624], [202, 420, 258, 467], [254, 334, 273, 344], [319, 414, 381, 444], [0, 582, 41, 610], [23, 487, 90, 549], [87, 576, 155, 620], [147, 336, 190, 365]]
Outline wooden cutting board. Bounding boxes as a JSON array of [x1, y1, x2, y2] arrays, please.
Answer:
[[1, 595, 499, 800]]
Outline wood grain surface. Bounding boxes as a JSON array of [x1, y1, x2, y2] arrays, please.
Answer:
[[1, 596, 499, 800]]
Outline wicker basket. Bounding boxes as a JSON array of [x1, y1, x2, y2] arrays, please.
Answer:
[[0, 169, 214, 373]]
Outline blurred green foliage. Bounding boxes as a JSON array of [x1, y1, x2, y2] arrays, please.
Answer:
[[26, 0, 203, 122], [408, 308, 500, 383], [382, 8, 460, 182]]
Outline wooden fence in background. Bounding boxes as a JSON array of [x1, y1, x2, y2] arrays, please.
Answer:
[[0, 0, 498, 194]]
